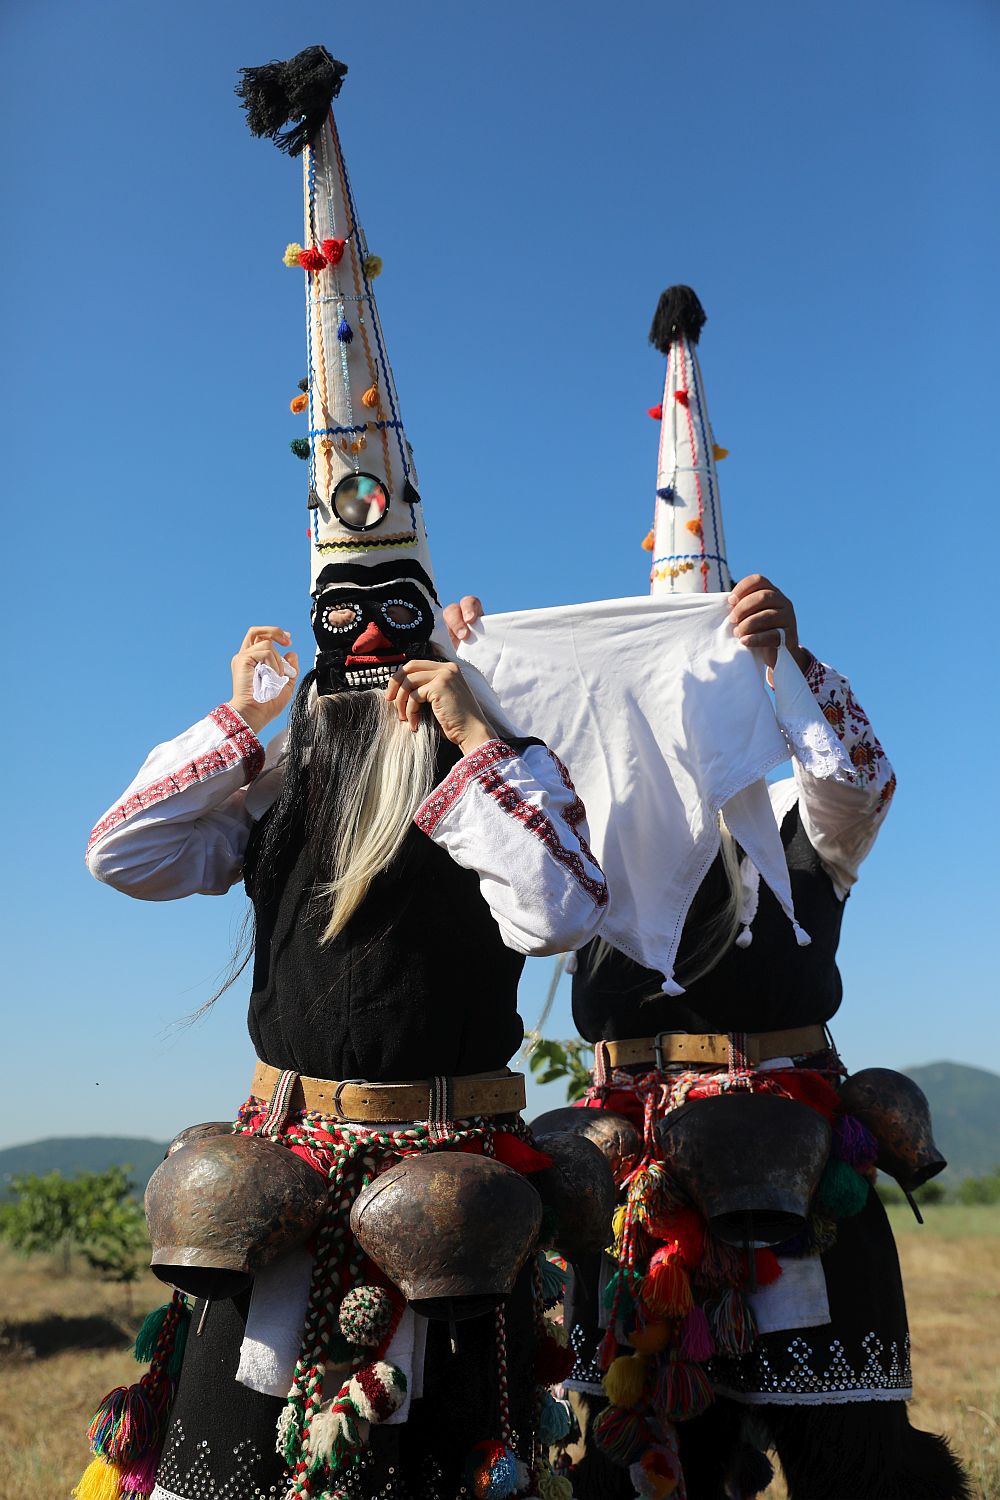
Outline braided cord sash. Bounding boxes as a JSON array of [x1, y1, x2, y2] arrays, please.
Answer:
[[234, 1099, 533, 1499]]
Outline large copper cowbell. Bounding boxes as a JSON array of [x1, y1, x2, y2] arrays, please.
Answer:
[[839, 1068, 946, 1191], [656, 1093, 832, 1246], [350, 1151, 542, 1321], [145, 1126, 328, 1299]]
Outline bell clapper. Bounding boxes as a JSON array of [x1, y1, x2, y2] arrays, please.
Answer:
[[904, 1188, 924, 1225], [196, 1298, 212, 1337]]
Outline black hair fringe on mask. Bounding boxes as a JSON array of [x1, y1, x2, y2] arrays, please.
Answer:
[[236, 46, 348, 156], [649, 285, 707, 353]]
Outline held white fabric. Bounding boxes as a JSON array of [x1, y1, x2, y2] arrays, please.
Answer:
[[459, 595, 846, 987], [252, 658, 298, 704], [237, 1247, 314, 1396], [770, 647, 853, 784], [745, 1254, 832, 1335]]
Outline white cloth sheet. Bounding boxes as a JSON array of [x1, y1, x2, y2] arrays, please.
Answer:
[[237, 1251, 428, 1420], [459, 594, 851, 990], [746, 1254, 832, 1335]]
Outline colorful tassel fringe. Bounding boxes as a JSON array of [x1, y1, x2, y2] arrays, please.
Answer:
[[73, 1455, 125, 1500], [654, 1356, 714, 1421], [592, 1404, 651, 1465], [707, 1288, 756, 1357]]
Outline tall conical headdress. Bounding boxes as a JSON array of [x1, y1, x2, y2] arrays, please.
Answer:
[[642, 286, 732, 595], [238, 48, 443, 692]]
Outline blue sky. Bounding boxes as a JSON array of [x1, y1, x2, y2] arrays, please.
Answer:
[[1, 0, 997, 1149]]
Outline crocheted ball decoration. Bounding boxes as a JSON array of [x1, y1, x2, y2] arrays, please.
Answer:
[[338, 1285, 394, 1347], [630, 1444, 681, 1499], [348, 1361, 407, 1425], [466, 1440, 521, 1500]]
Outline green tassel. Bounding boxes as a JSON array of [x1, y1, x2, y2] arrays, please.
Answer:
[[817, 1159, 869, 1218], [133, 1305, 170, 1364]]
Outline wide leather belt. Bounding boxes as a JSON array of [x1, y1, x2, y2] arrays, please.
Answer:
[[251, 1061, 526, 1123], [603, 1024, 829, 1071]]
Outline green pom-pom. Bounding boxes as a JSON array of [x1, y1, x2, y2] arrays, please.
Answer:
[[290, 437, 311, 460], [817, 1159, 869, 1218]]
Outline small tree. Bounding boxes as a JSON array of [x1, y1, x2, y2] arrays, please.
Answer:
[[957, 1168, 1000, 1206], [0, 1167, 149, 1306]]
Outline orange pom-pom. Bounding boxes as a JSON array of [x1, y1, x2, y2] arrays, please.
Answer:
[[685, 518, 703, 538], [290, 393, 309, 414], [712, 443, 729, 461], [361, 385, 379, 410], [641, 530, 655, 552], [640, 1255, 692, 1318]]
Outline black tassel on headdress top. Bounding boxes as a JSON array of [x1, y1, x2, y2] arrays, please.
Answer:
[[649, 285, 707, 353], [236, 46, 348, 156]]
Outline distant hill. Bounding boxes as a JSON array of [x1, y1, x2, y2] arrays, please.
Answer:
[[0, 1136, 167, 1198], [904, 1062, 1000, 1180], [0, 1061, 995, 1192]]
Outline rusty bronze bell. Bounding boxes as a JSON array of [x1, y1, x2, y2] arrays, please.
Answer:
[[350, 1151, 542, 1321], [529, 1105, 641, 1180], [656, 1093, 832, 1246], [838, 1068, 946, 1191], [145, 1130, 329, 1300], [529, 1128, 619, 1262]]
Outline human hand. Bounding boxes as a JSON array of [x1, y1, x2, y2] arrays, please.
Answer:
[[386, 659, 493, 755], [727, 575, 811, 672], [228, 626, 299, 736], [442, 595, 485, 647]]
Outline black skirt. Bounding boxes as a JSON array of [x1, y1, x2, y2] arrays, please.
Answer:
[[153, 1264, 539, 1500]]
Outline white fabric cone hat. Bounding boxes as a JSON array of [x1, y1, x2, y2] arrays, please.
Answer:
[[643, 286, 732, 595], [238, 47, 444, 683]]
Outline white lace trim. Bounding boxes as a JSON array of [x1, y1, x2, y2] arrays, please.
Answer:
[[780, 715, 855, 784], [711, 1383, 913, 1406]]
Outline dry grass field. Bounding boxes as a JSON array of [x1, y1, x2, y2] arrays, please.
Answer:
[[1, 1205, 997, 1500]]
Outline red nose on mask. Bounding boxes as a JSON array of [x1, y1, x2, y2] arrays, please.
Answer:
[[348, 622, 395, 657]]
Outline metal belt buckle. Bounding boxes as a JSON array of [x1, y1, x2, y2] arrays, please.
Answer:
[[332, 1078, 367, 1120], [653, 1031, 675, 1072]]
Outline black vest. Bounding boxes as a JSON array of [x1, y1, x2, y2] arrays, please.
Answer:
[[572, 805, 846, 1040], [243, 749, 525, 1082]]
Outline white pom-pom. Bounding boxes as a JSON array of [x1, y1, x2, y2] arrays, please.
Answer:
[[735, 925, 753, 949]]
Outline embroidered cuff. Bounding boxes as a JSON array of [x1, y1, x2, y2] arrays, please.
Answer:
[[87, 705, 265, 853], [414, 739, 517, 835]]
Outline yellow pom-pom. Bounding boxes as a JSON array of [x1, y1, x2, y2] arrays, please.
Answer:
[[641, 529, 655, 552], [72, 1456, 125, 1500], [602, 1352, 647, 1408], [362, 385, 379, 409], [685, 518, 703, 538], [712, 443, 729, 461], [283, 242, 304, 267], [290, 393, 309, 414], [363, 254, 383, 278], [627, 1320, 671, 1355]]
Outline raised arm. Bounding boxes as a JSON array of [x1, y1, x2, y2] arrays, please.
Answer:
[[388, 658, 608, 955], [86, 627, 297, 901], [729, 574, 895, 897]]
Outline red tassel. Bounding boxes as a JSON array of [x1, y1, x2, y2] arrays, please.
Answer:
[[647, 404, 663, 420], [673, 390, 689, 407], [752, 1249, 782, 1287], [297, 247, 327, 272], [321, 237, 347, 265], [645, 1207, 705, 1269], [490, 1133, 553, 1175]]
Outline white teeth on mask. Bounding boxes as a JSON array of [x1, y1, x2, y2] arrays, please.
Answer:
[[345, 666, 394, 689]]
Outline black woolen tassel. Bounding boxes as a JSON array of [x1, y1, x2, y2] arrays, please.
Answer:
[[236, 46, 348, 156], [649, 284, 707, 353]]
